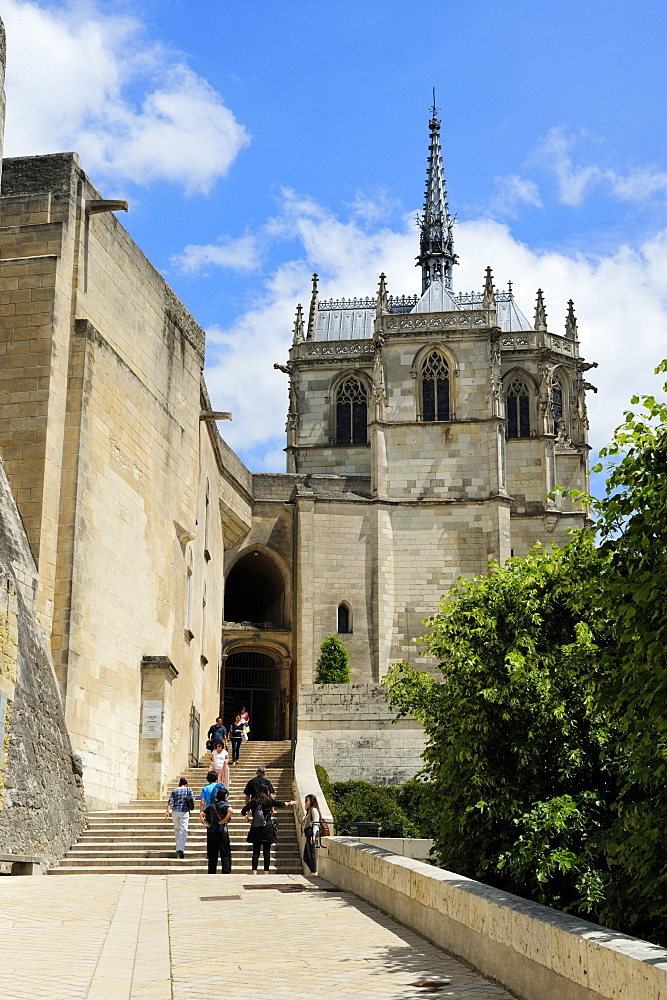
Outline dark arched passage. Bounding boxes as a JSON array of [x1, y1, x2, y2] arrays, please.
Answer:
[[222, 651, 283, 739], [224, 550, 286, 626]]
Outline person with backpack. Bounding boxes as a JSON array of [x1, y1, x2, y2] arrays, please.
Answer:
[[241, 790, 296, 874], [164, 777, 195, 859], [203, 786, 233, 874]]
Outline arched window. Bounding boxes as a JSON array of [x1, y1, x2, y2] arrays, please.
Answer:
[[421, 351, 450, 421], [336, 376, 368, 445], [552, 376, 564, 434], [337, 603, 351, 634], [506, 375, 531, 438]]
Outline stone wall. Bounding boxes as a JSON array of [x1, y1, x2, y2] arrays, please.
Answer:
[[0, 455, 85, 866], [298, 682, 425, 785]]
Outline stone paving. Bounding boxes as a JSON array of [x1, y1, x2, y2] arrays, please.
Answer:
[[0, 873, 517, 1000]]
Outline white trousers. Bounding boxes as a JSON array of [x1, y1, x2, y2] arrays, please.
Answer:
[[172, 809, 190, 852]]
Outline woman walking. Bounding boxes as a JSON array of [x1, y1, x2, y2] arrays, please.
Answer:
[[300, 794, 321, 874], [210, 740, 230, 788], [164, 777, 195, 859], [203, 786, 233, 874], [230, 713, 246, 765], [241, 790, 296, 874]]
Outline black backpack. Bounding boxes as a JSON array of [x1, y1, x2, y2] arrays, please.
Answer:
[[251, 801, 267, 828], [206, 801, 230, 826]]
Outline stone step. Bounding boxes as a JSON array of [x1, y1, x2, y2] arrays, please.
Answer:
[[48, 863, 297, 875]]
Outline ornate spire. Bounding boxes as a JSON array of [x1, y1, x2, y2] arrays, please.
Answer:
[[482, 266, 495, 310], [306, 273, 319, 341], [292, 303, 304, 345], [416, 91, 457, 293], [376, 273, 389, 318], [534, 288, 547, 333], [565, 299, 578, 340]]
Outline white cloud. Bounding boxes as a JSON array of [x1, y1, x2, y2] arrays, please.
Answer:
[[203, 192, 667, 471], [531, 127, 667, 208], [1, 0, 249, 193], [491, 174, 543, 216], [173, 234, 262, 275]]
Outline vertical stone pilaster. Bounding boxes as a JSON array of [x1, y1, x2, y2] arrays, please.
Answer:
[[294, 494, 316, 686], [137, 656, 178, 800], [370, 503, 394, 681]]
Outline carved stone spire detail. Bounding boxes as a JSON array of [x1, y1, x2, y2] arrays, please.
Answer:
[[482, 266, 495, 311], [534, 288, 548, 333], [306, 273, 319, 341], [292, 303, 304, 345], [565, 299, 578, 340], [416, 93, 457, 293], [376, 273, 389, 318]]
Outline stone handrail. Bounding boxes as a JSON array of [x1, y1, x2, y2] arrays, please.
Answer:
[[320, 837, 667, 1000], [292, 735, 335, 876]]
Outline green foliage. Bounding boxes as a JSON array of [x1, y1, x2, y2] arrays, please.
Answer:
[[383, 362, 667, 943], [315, 766, 437, 839], [315, 635, 351, 683]]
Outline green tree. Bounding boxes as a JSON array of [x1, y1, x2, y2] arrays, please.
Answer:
[[315, 635, 350, 683], [384, 536, 620, 915]]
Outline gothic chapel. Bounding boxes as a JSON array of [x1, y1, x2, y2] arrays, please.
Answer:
[[222, 104, 595, 740]]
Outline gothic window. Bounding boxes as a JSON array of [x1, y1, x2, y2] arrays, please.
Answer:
[[421, 351, 450, 421], [336, 376, 368, 445], [337, 603, 351, 634], [506, 375, 531, 439], [552, 376, 564, 434]]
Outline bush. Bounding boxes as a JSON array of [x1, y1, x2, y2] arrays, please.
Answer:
[[315, 766, 436, 839], [315, 635, 350, 683]]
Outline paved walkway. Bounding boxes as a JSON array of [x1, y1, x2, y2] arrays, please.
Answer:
[[0, 873, 516, 1000]]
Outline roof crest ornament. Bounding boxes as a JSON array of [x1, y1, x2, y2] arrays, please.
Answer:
[[416, 89, 458, 295]]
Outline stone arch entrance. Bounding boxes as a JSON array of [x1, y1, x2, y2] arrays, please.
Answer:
[[222, 649, 286, 740], [224, 549, 287, 626]]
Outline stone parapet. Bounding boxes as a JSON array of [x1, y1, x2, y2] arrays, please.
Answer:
[[321, 838, 667, 1000]]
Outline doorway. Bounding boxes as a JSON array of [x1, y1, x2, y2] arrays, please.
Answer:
[[222, 651, 283, 740]]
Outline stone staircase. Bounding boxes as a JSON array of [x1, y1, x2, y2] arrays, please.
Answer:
[[48, 740, 303, 875]]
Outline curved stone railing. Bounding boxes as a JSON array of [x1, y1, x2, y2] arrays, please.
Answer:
[[320, 837, 667, 1000], [292, 735, 335, 876]]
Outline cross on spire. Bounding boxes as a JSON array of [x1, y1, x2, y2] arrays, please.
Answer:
[[417, 92, 457, 293]]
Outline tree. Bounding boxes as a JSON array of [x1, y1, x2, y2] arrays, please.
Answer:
[[384, 537, 619, 915], [315, 635, 350, 683]]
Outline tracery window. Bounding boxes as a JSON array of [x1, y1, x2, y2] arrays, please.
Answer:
[[421, 351, 450, 421], [336, 376, 368, 445], [337, 603, 351, 634], [552, 376, 564, 434], [506, 375, 531, 438]]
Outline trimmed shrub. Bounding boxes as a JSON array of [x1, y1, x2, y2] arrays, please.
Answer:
[[314, 635, 350, 683]]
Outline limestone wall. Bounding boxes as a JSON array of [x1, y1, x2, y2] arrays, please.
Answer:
[[0, 454, 85, 866], [0, 155, 225, 807], [298, 682, 425, 785]]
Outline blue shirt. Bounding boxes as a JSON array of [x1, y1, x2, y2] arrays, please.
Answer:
[[200, 782, 227, 807]]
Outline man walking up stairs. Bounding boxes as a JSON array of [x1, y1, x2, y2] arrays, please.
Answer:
[[49, 741, 302, 874]]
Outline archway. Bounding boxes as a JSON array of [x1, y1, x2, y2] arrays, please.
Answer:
[[222, 650, 283, 740], [224, 550, 286, 625]]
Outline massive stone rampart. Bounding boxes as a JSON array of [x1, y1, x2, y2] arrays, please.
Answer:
[[0, 455, 85, 866]]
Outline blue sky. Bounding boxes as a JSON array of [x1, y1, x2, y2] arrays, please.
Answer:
[[3, 0, 666, 483]]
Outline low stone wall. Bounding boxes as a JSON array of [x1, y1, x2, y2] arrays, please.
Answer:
[[320, 838, 667, 1000], [356, 837, 434, 861], [298, 682, 425, 784]]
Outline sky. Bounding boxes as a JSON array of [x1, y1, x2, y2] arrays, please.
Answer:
[[2, 0, 666, 486]]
